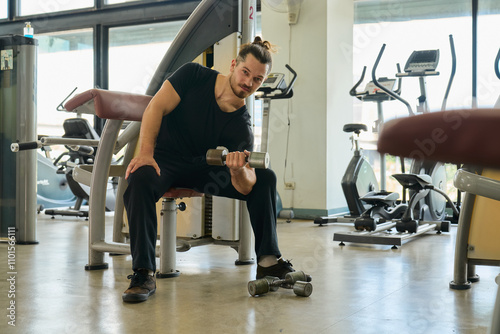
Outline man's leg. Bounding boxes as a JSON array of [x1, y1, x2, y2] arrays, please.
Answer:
[[183, 166, 294, 278], [124, 165, 170, 273], [245, 168, 281, 260], [244, 169, 300, 279], [122, 165, 175, 302]]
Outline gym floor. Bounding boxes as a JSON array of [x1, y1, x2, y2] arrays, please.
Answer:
[[0, 213, 497, 333]]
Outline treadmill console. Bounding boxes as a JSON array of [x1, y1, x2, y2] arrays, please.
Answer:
[[259, 73, 286, 94], [365, 78, 396, 96], [404, 49, 440, 73]]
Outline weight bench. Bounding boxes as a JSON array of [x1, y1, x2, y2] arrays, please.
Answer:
[[377, 108, 500, 334], [65, 88, 253, 277]]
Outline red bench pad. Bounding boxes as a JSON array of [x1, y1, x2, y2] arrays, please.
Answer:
[[377, 108, 500, 168], [162, 188, 204, 199], [64, 88, 152, 121]]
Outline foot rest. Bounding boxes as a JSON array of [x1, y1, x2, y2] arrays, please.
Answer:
[[392, 173, 432, 189], [360, 191, 399, 205]]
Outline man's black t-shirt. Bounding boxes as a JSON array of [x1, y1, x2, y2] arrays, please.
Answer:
[[155, 62, 254, 160]]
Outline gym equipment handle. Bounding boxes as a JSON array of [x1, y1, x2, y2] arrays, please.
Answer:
[[257, 64, 297, 100], [11, 141, 42, 152], [495, 47, 500, 81], [372, 44, 414, 115], [441, 34, 456, 111], [68, 145, 94, 156]]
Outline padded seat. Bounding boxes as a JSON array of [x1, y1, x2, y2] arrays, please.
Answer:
[[377, 108, 500, 168], [65, 88, 152, 121], [163, 188, 204, 199]]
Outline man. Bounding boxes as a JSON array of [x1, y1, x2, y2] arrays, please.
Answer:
[[122, 37, 301, 303]]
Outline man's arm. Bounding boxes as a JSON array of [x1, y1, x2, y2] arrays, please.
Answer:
[[125, 80, 181, 179], [226, 150, 257, 195]]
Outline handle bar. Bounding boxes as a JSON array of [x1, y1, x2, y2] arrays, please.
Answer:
[[11, 141, 42, 152], [283, 64, 297, 97], [350, 65, 402, 97], [372, 44, 414, 115], [350, 66, 367, 97], [258, 64, 297, 100], [495, 48, 500, 81], [441, 34, 456, 111]]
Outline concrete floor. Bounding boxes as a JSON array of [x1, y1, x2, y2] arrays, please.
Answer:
[[0, 213, 498, 333]]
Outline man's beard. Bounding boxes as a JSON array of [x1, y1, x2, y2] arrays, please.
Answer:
[[229, 73, 251, 99]]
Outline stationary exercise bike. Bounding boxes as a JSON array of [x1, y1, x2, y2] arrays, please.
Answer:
[[255, 64, 297, 219], [341, 123, 408, 231]]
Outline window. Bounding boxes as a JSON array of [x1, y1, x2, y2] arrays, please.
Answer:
[[477, 1, 500, 107], [37, 29, 94, 144], [20, 0, 93, 16], [0, 0, 7, 19], [353, 0, 472, 195], [105, 0, 141, 4], [353, 1, 472, 122], [108, 21, 185, 94]]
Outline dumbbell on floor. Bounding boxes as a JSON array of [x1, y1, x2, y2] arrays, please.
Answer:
[[248, 271, 313, 297], [206, 146, 269, 169]]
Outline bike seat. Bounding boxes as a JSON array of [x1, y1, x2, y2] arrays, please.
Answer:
[[391, 173, 432, 189], [343, 123, 367, 134]]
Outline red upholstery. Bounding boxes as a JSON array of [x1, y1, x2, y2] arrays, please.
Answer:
[[377, 108, 500, 168], [162, 188, 204, 199], [64, 88, 152, 121]]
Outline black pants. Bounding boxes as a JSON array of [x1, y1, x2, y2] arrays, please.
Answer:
[[123, 154, 281, 272]]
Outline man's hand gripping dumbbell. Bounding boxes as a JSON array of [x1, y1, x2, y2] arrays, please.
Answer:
[[206, 146, 270, 169]]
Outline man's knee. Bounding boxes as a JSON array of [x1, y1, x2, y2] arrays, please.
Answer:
[[124, 166, 159, 205], [256, 168, 277, 187], [127, 165, 158, 186]]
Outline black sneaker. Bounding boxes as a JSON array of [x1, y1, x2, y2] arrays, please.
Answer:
[[122, 271, 156, 303], [256, 258, 297, 279]]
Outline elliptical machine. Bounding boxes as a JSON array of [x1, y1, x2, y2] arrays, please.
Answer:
[[315, 66, 406, 228], [333, 35, 459, 248], [371, 35, 458, 233]]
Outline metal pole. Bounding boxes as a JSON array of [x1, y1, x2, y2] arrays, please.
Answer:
[[16, 40, 38, 244], [236, 0, 257, 265], [242, 0, 256, 132]]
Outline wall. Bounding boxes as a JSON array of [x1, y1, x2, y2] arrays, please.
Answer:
[[261, 0, 354, 218]]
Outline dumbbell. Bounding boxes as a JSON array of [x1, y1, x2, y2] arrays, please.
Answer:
[[206, 146, 269, 169], [248, 271, 313, 297]]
